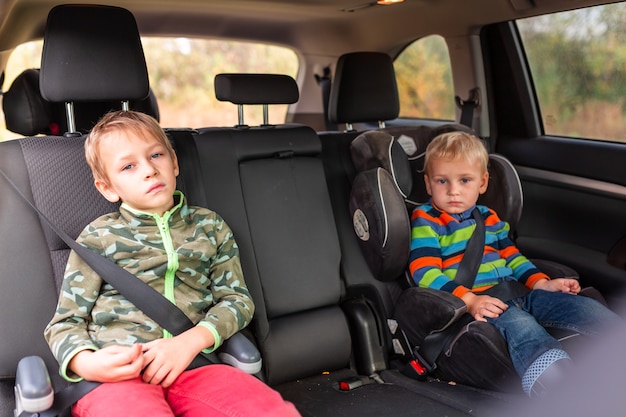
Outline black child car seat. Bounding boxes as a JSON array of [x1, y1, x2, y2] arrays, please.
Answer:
[[348, 129, 588, 392]]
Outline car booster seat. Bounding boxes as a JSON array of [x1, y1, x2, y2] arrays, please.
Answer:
[[348, 129, 589, 392]]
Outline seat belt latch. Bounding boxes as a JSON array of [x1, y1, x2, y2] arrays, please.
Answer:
[[455, 87, 480, 128], [338, 376, 371, 391], [402, 347, 436, 381]]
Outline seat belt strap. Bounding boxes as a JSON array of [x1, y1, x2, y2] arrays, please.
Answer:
[[453, 207, 486, 289], [414, 207, 485, 369]]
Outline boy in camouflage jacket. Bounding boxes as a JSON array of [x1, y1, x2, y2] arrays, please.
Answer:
[[44, 110, 300, 417]]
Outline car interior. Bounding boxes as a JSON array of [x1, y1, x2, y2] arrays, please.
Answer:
[[1, 1, 626, 416]]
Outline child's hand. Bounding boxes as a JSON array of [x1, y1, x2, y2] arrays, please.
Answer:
[[461, 292, 508, 322], [69, 344, 144, 383], [141, 326, 215, 387], [533, 278, 581, 294]]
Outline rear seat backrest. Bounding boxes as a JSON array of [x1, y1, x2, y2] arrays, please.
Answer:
[[0, 4, 152, 409], [188, 74, 351, 385]]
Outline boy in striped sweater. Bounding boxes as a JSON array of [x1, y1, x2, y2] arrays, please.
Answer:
[[409, 131, 619, 397]]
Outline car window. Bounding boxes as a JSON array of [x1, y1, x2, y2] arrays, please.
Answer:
[[517, 3, 626, 143], [395, 34, 455, 121], [0, 37, 298, 141]]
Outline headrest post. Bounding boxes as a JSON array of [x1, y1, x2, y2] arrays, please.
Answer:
[[237, 104, 245, 126], [263, 104, 269, 125], [345, 122, 353, 132], [65, 101, 76, 134], [121, 100, 130, 111], [378, 120, 386, 128]]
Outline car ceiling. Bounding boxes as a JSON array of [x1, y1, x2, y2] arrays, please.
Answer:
[[0, 0, 618, 56]]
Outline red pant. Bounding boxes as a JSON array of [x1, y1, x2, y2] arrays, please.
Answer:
[[71, 364, 300, 417]]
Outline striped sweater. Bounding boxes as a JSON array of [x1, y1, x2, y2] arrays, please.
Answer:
[[409, 202, 548, 298]]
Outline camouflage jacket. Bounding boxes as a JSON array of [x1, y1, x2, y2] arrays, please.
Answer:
[[44, 191, 254, 381]]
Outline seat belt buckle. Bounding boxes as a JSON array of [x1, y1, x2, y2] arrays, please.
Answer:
[[402, 358, 429, 381], [402, 347, 435, 381], [338, 376, 371, 391]]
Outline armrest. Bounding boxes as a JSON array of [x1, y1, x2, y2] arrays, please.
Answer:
[[342, 297, 388, 376], [14, 356, 54, 415], [218, 332, 262, 374]]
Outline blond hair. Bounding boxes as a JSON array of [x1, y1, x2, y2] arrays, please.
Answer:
[[424, 131, 488, 175], [85, 110, 174, 182]]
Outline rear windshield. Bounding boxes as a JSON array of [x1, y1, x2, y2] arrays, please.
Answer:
[[1, 37, 298, 141]]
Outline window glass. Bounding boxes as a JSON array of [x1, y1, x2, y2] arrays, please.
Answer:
[[0, 38, 298, 141], [518, 4, 626, 142], [395, 34, 455, 121]]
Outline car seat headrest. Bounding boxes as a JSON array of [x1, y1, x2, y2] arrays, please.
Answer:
[[350, 167, 410, 282], [350, 130, 412, 198], [478, 154, 523, 234], [3, 69, 53, 136], [328, 52, 399, 125], [214, 74, 299, 105], [382, 123, 476, 204], [349, 131, 412, 281], [40, 4, 149, 103], [3, 69, 160, 136]]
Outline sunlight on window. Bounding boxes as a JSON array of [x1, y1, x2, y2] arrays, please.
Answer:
[[518, 3, 626, 143], [395, 35, 455, 121]]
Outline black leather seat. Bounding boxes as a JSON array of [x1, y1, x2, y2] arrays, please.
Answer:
[[349, 130, 520, 390], [348, 129, 597, 393]]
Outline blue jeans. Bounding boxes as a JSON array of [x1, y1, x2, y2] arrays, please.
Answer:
[[486, 289, 620, 377]]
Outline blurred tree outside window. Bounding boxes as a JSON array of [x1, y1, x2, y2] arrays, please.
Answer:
[[395, 34, 455, 121], [518, 3, 626, 143], [0, 37, 298, 141]]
